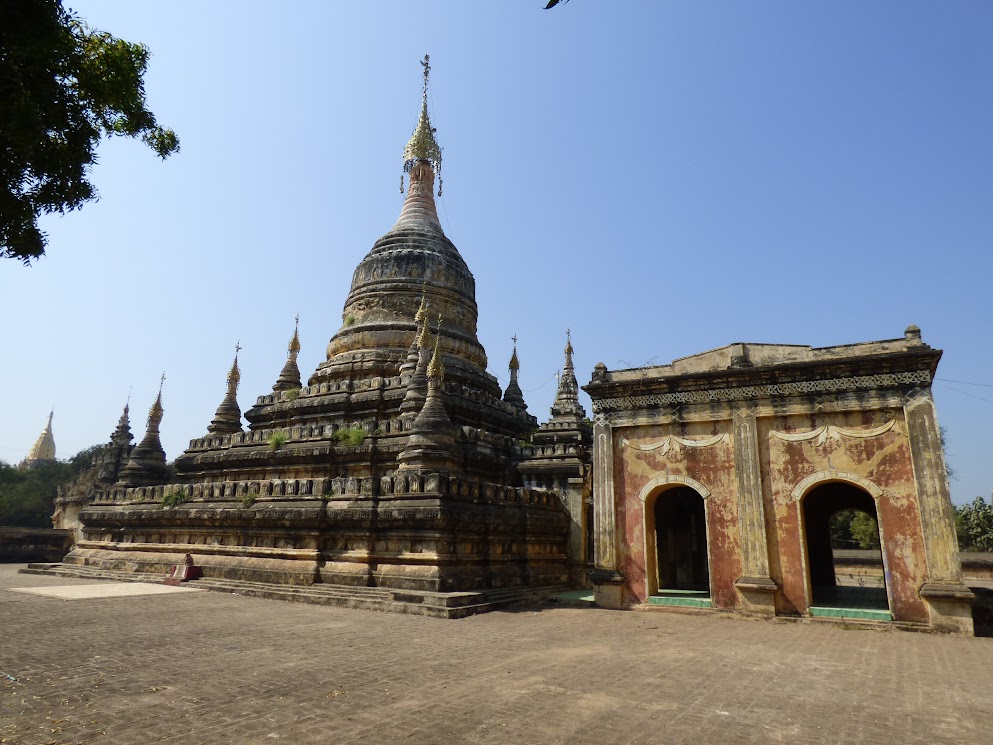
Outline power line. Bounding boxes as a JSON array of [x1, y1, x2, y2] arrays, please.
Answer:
[[941, 384, 993, 405], [936, 377, 993, 389]]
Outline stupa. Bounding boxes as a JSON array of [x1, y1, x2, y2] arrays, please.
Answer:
[[19, 411, 56, 469], [52, 401, 134, 542], [62, 57, 578, 612]]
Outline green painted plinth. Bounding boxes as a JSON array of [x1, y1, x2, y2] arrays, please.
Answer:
[[552, 590, 595, 603], [655, 588, 709, 596], [648, 594, 712, 608], [809, 606, 893, 622]]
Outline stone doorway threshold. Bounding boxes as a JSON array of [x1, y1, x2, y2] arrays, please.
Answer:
[[809, 586, 892, 622], [19, 564, 565, 619], [648, 588, 713, 609]]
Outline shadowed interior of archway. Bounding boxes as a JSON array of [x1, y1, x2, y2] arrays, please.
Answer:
[[803, 482, 889, 615], [654, 486, 709, 598]]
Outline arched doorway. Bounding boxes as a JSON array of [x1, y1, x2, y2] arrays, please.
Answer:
[[801, 482, 890, 618], [647, 486, 710, 603]]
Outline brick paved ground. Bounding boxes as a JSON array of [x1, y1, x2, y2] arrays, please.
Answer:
[[2, 564, 992, 745]]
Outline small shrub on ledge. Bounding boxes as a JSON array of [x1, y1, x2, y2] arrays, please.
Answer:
[[269, 432, 288, 451], [333, 427, 366, 446], [162, 489, 192, 509]]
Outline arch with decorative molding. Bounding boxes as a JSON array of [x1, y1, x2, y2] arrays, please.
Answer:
[[790, 469, 883, 502], [639, 475, 713, 600], [792, 470, 892, 617], [638, 474, 712, 503]]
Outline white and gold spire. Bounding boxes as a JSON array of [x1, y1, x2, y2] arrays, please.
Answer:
[[402, 54, 443, 191], [21, 410, 56, 467]]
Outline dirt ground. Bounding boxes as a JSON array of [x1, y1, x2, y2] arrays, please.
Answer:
[[2, 563, 992, 745]]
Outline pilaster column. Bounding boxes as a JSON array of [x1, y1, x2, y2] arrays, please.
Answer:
[[904, 391, 973, 634], [732, 409, 777, 614], [590, 417, 624, 607], [904, 392, 962, 582]]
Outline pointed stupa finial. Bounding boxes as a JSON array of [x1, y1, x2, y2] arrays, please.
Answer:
[[428, 334, 444, 380], [550, 331, 585, 420], [117, 377, 168, 487], [111, 397, 133, 446], [415, 293, 428, 325], [427, 315, 444, 379], [503, 334, 527, 412], [418, 308, 433, 348], [400, 306, 435, 417], [273, 317, 303, 392], [397, 314, 457, 473], [401, 54, 443, 196], [401, 294, 430, 377], [209, 346, 244, 434], [289, 316, 301, 356], [228, 342, 242, 390], [148, 373, 165, 428]]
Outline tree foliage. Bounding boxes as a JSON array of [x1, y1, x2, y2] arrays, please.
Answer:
[[0, 448, 97, 527], [1, 0, 179, 263], [956, 496, 993, 553], [830, 509, 881, 550], [849, 511, 881, 550]]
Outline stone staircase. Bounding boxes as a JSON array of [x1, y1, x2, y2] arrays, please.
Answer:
[[20, 563, 567, 619]]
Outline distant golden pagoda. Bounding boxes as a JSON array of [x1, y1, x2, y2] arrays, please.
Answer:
[[20, 410, 56, 469]]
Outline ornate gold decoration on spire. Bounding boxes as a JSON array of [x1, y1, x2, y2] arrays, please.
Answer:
[[228, 342, 242, 390], [415, 293, 428, 325], [417, 309, 432, 348], [509, 334, 520, 371], [428, 315, 445, 379], [148, 373, 165, 427], [288, 316, 301, 357], [401, 54, 443, 196]]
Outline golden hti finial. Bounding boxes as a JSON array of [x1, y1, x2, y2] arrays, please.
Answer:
[[417, 308, 432, 348], [288, 315, 301, 356], [148, 373, 165, 425], [509, 334, 520, 371], [415, 293, 428, 325], [401, 54, 443, 196], [565, 328, 574, 357], [428, 332, 444, 380], [228, 341, 242, 388]]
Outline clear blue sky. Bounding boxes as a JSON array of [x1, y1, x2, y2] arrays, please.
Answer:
[[2, 1, 991, 504]]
